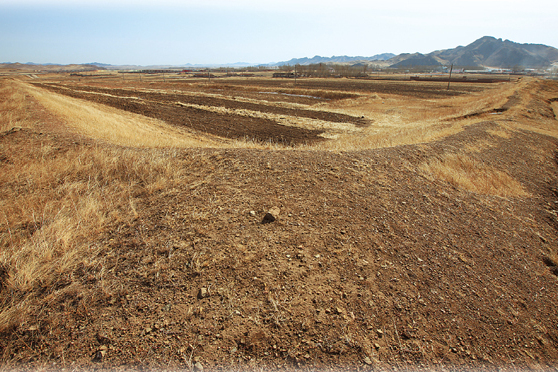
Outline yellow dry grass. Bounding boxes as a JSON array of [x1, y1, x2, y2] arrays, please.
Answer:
[[22, 81, 222, 148], [0, 82, 30, 132], [419, 153, 529, 197], [486, 127, 513, 139], [0, 143, 194, 331], [308, 80, 523, 151], [0, 80, 200, 332], [504, 91, 558, 139], [22, 81, 290, 151]]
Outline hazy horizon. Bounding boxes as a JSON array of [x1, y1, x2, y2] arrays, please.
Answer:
[[1, 0, 557, 66]]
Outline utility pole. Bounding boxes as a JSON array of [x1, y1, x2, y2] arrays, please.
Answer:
[[447, 64, 453, 90]]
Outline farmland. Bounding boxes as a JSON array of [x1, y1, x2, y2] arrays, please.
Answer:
[[1, 71, 558, 371]]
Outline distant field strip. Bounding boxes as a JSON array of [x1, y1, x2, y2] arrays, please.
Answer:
[[31, 83, 328, 145], [23, 82, 224, 148], [173, 101, 361, 135], [35, 83, 371, 126]]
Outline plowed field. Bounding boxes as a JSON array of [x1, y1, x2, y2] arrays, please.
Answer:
[[2, 75, 558, 372]]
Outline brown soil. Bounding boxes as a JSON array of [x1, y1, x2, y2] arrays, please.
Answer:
[[35, 83, 370, 126], [33, 83, 334, 146], [2, 77, 558, 371], [210, 78, 487, 98]]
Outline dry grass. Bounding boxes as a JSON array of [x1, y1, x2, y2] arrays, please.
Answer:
[[0, 82, 31, 132], [487, 127, 514, 139], [503, 85, 558, 139], [0, 80, 197, 333], [23, 81, 223, 148], [0, 144, 192, 332], [419, 153, 529, 197], [308, 81, 522, 151], [23, 81, 292, 151]]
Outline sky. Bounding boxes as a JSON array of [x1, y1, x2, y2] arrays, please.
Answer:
[[1, 0, 557, 66]]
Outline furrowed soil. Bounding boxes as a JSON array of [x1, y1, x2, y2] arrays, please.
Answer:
[[1, 75, 558, 372]]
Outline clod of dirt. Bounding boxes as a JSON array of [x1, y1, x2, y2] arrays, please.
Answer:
[[96, 332, 111, 345], [197, 287, 209, 299], [194, 361, 204, 372], [92, 346, 107, 362], [262, 206, 281, 224], [0, 264, 8, 291]]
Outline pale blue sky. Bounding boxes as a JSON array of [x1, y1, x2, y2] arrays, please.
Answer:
[[1, 0, 556, 66]]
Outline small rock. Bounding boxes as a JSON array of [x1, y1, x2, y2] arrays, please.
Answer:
[[377, 329, 384, 337], [197, 287, 208, 299], [92, 346, 108, 362], [249, 210, 256, 217], [374, 343, 381, 350], [261, 206, 280, 224], [96, 332, 110, 344], [364, 356, 373, 365], [262, 213, 275, 224], [194, 361, 204, 372]]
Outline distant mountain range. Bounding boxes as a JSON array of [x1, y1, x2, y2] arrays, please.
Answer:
[[2, 37, 557, 71], [274, 53, 396, 66], [389, 36, 558, 68], [278, 37, 558, 68]]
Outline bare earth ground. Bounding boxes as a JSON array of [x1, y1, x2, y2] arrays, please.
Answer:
[[1, 74, 558, 371]]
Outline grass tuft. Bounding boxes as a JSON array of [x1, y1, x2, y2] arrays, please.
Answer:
[[419, 153, 529, 197]]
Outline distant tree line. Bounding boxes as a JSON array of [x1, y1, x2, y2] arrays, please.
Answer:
[[278, 63, 382, 78]]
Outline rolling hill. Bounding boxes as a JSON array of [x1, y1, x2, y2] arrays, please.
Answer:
[[426, 36, 558, 68], [278, 37, 558, 69]]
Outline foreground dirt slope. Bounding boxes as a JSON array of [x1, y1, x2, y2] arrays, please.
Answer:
[[1, 78, 558, 371]]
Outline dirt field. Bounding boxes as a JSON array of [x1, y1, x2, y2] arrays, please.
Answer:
[[1, 74, 558, 371]]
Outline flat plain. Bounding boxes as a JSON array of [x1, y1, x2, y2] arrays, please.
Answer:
[[1, 71, 558, 371]]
